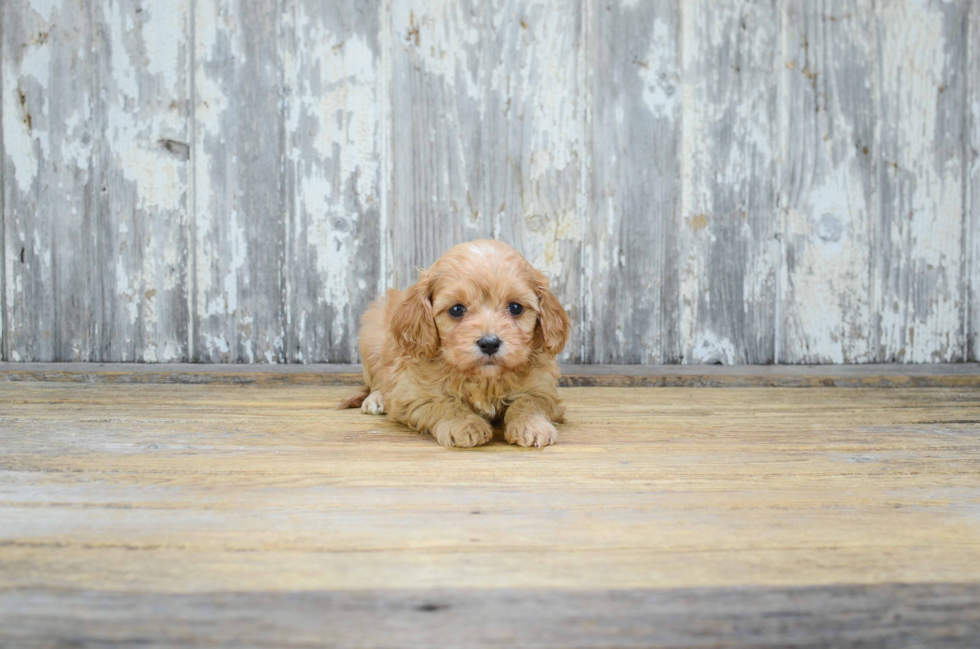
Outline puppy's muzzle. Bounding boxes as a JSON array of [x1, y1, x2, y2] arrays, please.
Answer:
[[477, 335, 501, 356]]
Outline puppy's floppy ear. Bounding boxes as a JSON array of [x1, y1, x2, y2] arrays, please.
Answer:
[[391, 273, 440, 358], [531, 268, 571, 356]]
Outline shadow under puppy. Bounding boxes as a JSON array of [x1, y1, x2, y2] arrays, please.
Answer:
[[339, 240, 571, 448]]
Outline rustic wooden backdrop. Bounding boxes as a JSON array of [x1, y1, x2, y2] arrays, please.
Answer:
[[2, 0, 977, 364]]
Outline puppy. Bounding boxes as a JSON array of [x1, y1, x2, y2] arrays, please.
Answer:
[[339, 240, 571, 448]]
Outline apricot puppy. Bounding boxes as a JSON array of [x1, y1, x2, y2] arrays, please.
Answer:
[[339, 240, 571, 448]]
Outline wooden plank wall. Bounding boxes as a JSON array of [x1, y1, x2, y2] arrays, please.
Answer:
[[2, 0, 977, 364]]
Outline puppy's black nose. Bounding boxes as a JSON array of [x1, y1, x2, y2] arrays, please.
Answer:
[[477, 335, 501, 356]]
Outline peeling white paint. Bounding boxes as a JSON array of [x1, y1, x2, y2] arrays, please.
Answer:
[[690, 331, 737, 365], [523, 210, 580, 281], [105, 0, 185, 213], [307, 210, 352, 314], [193, 0, 236, 133], [878, 0, 962, 361], [26, 0, 63, 21], [490, 6, 579, 175], [205, 333, 230, 355], [195, 0, 244, 337], [3, 48, 51, 194], [119, 146, 183, 212], [786, 164, 874, 363], [639, 18, 678, 119], [484, 2, 582, 330], [281, 2, 384, 359], [222, 215, 247, 316], [674, 0, 779, 363], [3, 0, 976, 364], [60, 108, 92, 171], [392, 0, 480, 98], [141, 3, 184, 94]]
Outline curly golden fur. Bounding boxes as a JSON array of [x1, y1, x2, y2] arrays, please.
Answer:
[[339, 240, 571, 448]]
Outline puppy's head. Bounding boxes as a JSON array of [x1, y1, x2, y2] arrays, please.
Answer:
[[391, 240, 571, 376]]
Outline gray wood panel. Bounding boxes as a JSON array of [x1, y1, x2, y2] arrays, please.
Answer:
[[780, 0, 877, 363], [3, 584, 979, 648], [969, 5, 979, 363], [193, 0, 284, 362], [485, 0, 584, 362], [95, 0, 192, 362], [281, 0, 383, 363], [1, 4, 5, 361], [2, 0, 102, 360], [668, 0, 779, 365], [876, 0, 968, 362], [1, 0, 190, 362], [1, 0, 978, 364], [2, 0, 98, 362], [387, 0, 489, 290], [586, 0, 677, 364]]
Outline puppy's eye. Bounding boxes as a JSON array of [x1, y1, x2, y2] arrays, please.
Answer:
[[507, 302, 524, 316], [448, 304, 466, 318]]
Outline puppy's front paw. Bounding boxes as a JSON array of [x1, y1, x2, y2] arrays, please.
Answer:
[[360, 390, 385, 415], [505, 415, 558, 448], [431, 416, 493, 449]]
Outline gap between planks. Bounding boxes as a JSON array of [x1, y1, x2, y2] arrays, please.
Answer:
[[0, 362, 978, 387]]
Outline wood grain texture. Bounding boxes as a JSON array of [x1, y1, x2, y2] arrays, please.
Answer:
[[3, 0, 101, 361], [780, 0, 877, 364], [586, 0, 677, 364], [281, 0, 383, 363], [2, 361, 979, 387], [969, 3, 979, 363], [96, 0, 192, 362], [1, 382, 978, 645], [485, 0, 585, 362], [671, 0, 779, 365], [193, 0, 284, 362], [387, 0, 488, 290], [876, 0, 968, 362], [2, 0, 979, 365], [3, 584, 979, 648], [2, 0, 191, 363], [1, 1, 6, 362]]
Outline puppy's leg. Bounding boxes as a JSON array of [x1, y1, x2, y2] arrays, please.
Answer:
[[504, 396, 561, 448], [360, 390, 386, 415], [338, 390, 369, 410], [396, 397, 493, 448]]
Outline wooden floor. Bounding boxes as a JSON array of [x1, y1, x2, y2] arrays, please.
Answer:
[[2, 377, 979, 647]]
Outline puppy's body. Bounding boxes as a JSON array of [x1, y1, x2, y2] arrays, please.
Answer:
[[340, 240, 570, 448]]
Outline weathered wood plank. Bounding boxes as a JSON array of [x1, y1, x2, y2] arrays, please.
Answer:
[[585, 0, 677, 364], [387, 0, 489, 289], [94, 0, 192, 361], [0, 383, 978, 608], [193, 0, 284, 362], [3, 584, 979, 649], [1, 0, 191, 363], [876, 0, 968, 362], [0, 5, 5, 362], [3, 0, 979, 367], [2, 0, 99, 361], [281, 0, 383, 363], [1, 382, 978, 643], [485, 0, 584, 362], [780, 0, 877, 363], [669, 0, 779, 364], [1, 361, 978, 387], [969, 4, 979, 362]]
